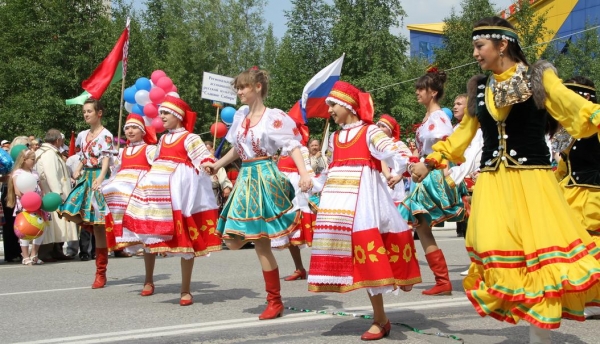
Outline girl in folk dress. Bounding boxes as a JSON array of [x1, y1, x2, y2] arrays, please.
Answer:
[[203, 67, 312, 320], [6, 150, 46, 265], [59, 98, 114, 289], [307, 81, 421, 341], [122, 96, 220, 305], [553, 76, 600, 318], [102, 114, 157, 275], [276, 123, 315, 281], [376, 114, 411, 206], [399, 69, 465, 296], [410, 17, 600, 343]]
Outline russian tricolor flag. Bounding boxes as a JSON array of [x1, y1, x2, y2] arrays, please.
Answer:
[[288, 54, 345, 123]]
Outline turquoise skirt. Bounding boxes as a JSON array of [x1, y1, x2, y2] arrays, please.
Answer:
[[399, 168, 464, 226], [59, 168, 108, 226], [217, 158, 299, 242]]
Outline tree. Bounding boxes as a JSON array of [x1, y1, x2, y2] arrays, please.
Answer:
[[433, 0, 496, 109], [0, 0, 119, 138], [549, 23, 600, 82], [328, 0, 423, 135]]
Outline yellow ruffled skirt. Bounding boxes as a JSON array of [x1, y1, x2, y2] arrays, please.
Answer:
[[559, 178, 600, 233], [464, 165, 600, 329]]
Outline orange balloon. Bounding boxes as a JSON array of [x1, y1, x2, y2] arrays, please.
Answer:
[[14, 211, 46, 240]]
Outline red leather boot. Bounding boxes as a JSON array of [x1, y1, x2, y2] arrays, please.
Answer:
[[259, 268, 284, 320], [92, 248, 108, 289], [422, 249, 452, 296]]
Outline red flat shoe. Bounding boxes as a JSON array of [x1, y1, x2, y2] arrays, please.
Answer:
[[360, 320, 391, 341], [284, 269, 307, 281], [179, 292, 193, 306], [140, 283, 154, 296]]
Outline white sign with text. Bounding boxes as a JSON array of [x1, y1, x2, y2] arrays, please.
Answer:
[[201, 72, 237, 105]]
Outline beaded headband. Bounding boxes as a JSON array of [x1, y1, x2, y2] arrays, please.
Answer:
[[472, 26, 519, 44], [564, 83, 597, 103]]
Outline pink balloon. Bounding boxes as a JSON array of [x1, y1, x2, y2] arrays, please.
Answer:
[[149, 87, 166, 104], [156, 77, 174, 92], [171, 84, 178, 93], [151, 117, 165, 133], [21, 192, 42, 212], [151, 70, 167, 84], [144, 103, 158, 119]]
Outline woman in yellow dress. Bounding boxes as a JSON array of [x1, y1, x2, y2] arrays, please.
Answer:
[[553, 76, 600, 319], [410, 16, 600, 344]]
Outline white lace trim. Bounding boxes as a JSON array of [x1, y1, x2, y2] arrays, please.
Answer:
[[160, 107, 183, 121], [280, 139, 303, 155], [307, 275, 353, 285], [127, 141, 145, 147], [168, 127, 186, 134], [367, 286, 398, 296], [341, 120, 364, 130], [326, 97, 357, 115]]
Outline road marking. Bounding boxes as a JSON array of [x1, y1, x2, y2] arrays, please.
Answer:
[[0, 284, 135, 297], [13, 298, 470, 344]]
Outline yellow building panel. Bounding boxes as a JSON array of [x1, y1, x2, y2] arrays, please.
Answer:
[[408, 0, 580, 45]]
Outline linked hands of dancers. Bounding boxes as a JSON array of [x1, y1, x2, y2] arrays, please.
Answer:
[[387, 174, 402, 189], [201, 161, 221, 176], [409, 162, 430, 183], [299, 173, 312, 193]]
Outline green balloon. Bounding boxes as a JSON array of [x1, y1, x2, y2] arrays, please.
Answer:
[[41, 192, 62, 212], [10, 144, 28, 161]]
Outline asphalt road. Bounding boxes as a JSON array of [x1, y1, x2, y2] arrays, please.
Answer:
[[0, 228, 596, 344]]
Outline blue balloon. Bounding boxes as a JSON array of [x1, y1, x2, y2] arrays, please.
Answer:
[[0, 148, 13, 174], [132, 104, 144, 116], [221, 106, 236, 125], [135, 77, 152, 91], [124, 86, 138, 104], [442, 107, 453, 121]]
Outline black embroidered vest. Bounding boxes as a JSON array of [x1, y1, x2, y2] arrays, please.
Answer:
[[561, 135, 600, 188], [474, 76, 551, 172]]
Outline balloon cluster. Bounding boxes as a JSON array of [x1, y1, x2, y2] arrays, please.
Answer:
[[13, 172, 61, 240], [123, 70, 179, 133], [209, 105, 237, 139]]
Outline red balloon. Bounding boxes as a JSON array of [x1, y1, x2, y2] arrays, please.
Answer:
[[151, 70, 167, 84], [210, 122, 228, 138], [21, 192, 42, 212], [149, 87, 166, 104], [171, 84, 178, 93], [144, 103, 159, 119], [156, 77, 174, 92], [151, 117, 166, 133]]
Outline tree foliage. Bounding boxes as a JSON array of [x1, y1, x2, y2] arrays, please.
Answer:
[[0, 0, 596, 145]]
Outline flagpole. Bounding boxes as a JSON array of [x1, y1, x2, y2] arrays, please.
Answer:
[[116, 18, 130, 150], [116, 76, 126, 150]]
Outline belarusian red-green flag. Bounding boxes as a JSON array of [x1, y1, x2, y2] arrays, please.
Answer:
[[66, 19, 130, 105]]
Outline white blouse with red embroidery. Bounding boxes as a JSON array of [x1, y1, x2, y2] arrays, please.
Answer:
[[226, 107, 302, 160], [415, 109, 453, 156]]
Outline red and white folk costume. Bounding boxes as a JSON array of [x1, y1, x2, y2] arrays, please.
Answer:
[[308, 81, 421, 294], [276, 137, 316, 248], [103, 114, 157, 252], [122, 97, 221, 259], [377, 114, 411, 205]]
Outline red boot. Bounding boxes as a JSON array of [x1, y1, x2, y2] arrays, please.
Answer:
[[422, 249, 452, 296], [91, 248, 108, 289], [259, 268, 284, 320]]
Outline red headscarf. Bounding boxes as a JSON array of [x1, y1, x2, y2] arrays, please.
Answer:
[[124, 113, 157, 144], [325, 81, 374, 124], [158, 95, 197, 132], [377, 114, 401, 141]]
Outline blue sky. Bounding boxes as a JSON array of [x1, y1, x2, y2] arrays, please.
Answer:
[[131, 0, 514, 39], [264, 0, 514, 39]]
